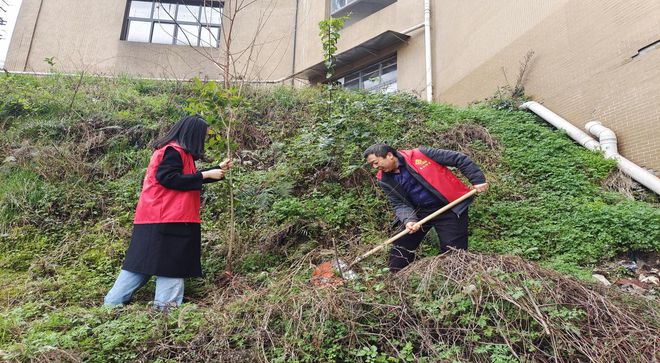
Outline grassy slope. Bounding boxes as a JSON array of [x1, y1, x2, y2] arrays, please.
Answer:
[[0, 74, 658, 362]]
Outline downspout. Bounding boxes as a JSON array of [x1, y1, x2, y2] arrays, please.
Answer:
[[424, 0, 433, 102], [585, 121, 660, 195], [519, 101, 600, 151], [24, 0, 45, 71], [520, 101, 660, 195], [290, 0, 299, 86]]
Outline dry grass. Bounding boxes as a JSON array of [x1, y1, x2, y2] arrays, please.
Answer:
[[141, 250, 659, 362]]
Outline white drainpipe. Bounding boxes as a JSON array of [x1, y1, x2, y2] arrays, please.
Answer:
[[520, 101, 600, 150], [424, 0, 433, 102], [520, 101, 660, 195], [585, 121, 660, 195]]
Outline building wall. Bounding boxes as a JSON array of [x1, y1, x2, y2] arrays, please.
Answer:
[[293, 0, 659, 171], [5, 0, 296, 81], [294, 0, 426, 93], [5, 0, 659, 171], [435, 0, 660, 171]]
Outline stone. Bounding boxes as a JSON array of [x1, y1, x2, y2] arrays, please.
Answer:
[[639, 274, 659, 285], [592, 274, 611, 286]]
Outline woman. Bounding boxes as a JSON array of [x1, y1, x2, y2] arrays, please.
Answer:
[[104, 115, 232, 309]]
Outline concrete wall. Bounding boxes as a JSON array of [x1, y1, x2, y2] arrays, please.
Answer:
[[5, 0, 296, 80]]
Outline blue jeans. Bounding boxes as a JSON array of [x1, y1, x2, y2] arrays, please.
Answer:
[[104, 269, 184, 309]]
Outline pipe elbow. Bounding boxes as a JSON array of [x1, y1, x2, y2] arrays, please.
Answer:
[[585, 121, 618, 155]]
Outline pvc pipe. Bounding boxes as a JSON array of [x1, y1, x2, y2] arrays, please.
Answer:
[[586, 121, 660, 195], [520, 101, 600, 151], [424, 0, 433, 102], [585, 121, 618, 155], [401, 23, 424, 35], [520, 101, 660, 195]]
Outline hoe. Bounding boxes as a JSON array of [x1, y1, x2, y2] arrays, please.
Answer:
[[311, 189, 477, 286]]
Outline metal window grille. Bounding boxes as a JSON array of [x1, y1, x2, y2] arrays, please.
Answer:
[[338, 55, 397, 93]]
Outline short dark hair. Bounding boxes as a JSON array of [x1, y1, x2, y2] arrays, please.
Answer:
[[363, 143, 397, 159], [154, 115, 209, 160]]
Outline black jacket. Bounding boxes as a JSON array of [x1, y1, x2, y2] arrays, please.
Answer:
[[378, 147, 486, 224]]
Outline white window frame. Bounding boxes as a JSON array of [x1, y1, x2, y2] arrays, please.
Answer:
[[122, 0, 223, 48], [336, 55, 397, 93]]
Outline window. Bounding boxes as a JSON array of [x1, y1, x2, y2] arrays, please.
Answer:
[[331, 0, 397, 26], [336, 56, 397, 93], [331, 0, 359, 13], [123, 1, 222, 47]]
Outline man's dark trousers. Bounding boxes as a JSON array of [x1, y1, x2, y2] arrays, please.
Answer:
[[389, 208, 468, 272]]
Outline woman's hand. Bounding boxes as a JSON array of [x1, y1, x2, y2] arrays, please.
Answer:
[[202, 169, 225, 180], [219, 158, 233, 170]]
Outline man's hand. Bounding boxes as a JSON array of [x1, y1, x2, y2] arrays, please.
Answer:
[[202, 169, 225, 180], [405, 221, 421, 234], [473, 182, 489, 193], [219, 158, 233, 170]]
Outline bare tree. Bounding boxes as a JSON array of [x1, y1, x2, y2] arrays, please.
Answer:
[[156, 0, 289, 276], [151, 0, 284, 88]]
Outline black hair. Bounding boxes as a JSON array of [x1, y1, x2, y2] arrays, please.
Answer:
[[363, 143, 397, 159], [153, 115, 209, 160]]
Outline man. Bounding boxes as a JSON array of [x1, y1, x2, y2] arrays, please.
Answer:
[[364, 144, 489, 272]]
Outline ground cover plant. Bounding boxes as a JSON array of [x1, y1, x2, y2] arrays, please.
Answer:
[[0, 73, 658, 362]]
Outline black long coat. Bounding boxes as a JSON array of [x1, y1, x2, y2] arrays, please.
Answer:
[[122, 147, 220, 278]]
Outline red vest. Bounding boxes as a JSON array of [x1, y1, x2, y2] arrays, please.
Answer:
[[377, 148, 471, 203], [134, 142, 201, 224]]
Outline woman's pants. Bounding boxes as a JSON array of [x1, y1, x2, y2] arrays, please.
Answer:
[[104, 269, 184, 309]]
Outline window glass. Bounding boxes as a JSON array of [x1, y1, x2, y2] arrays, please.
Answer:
[[176, 24, 199, 46], [331, 0, 396, 25], [129, 1, 153, 18], [344, 72, 360, 83], [344, 77, 360, 90], [126, 20, 152, 42], [152, 22, 175, 44], [202, 6, 222, 25], [382, 57, 397, 69], [380, 68, 396, 85], [331, 0, 359, 13], [381, 82, 397, 94], [177, 4, 200, 22], [154, 2, 177, 20], [337, 56, 397, 92], [124, 1, 221, 47], [200, 26, 220, 47], [361, 65, 381, 90], [331, 0, 346, 13]]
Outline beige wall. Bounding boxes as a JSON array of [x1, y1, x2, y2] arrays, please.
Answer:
[[294, 0, 426, 92], [293, 0, 659, 171], [6, 0, 659, 171], [5, 0, 296, 80], [435, 0, 660, 171]]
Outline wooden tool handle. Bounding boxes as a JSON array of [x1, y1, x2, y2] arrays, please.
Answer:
[[349, 189, 477, 268]]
